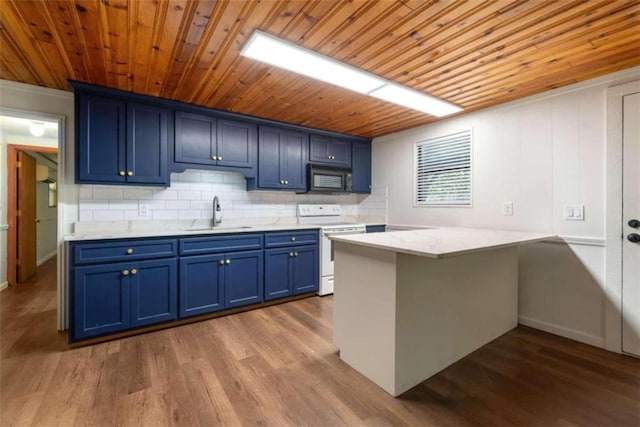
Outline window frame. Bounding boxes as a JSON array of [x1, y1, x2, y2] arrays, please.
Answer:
[[413, 128, 473, 208]]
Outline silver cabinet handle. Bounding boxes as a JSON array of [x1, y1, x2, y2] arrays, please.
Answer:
[[127, 171, 134, 176], [212, 155, 218, 160], [294, 252, 298, 257], [225, 259, 231, 264], [291, 236, 296, 242], [119, 170, 126, 176], [218, 156, 222, 161], [280, 179, 284, 184], [284, 180, 288, 184], [122, 269, 129, 276], [131, 268, 137, 275], [290, 252, 294, 257], [219, 259, 225, 265], [126, 248, 134, 254]]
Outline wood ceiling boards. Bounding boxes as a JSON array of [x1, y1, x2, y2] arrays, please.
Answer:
[[1, 0, 639, 138]]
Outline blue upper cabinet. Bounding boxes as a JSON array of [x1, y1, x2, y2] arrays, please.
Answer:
[[76, 93, 169, 186], [257, 126, 308, 191], [174, 111, 216, 165], [77, 94, 127, 184], [175, 111, 256, 169], [309, 134, 352, 167], [351, 141, 372, 193], [217, 119, 256, 169], [127, 102, 169, 185]]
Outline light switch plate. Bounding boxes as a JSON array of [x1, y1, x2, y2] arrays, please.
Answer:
[[503, 202, 514, 216], [564, 205, 584, 221]]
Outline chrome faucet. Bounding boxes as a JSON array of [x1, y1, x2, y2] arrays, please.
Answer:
[[212, 196, 222, 227]]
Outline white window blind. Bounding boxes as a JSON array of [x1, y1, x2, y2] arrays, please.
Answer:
[[415, 130, 472, 206]]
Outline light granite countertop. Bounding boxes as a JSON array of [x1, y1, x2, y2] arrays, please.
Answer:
[[329, 227, 554, 259], [64, 217, 387, 242]]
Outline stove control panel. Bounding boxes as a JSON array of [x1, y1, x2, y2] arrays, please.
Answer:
[[297, 204, 341, 217]]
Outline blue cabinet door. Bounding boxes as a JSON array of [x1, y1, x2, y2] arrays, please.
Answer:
[[127, 102, 169, 185], [73, 262, 130, 340], [365, 225, 386, 233], [174, 111, 216, 165], [292, 245, 319, 294], [309, 134, 351, 167], [217, 119, 256, 168], [280, 129, 308, 190], [258, 126, 283, 189], [130, 258, 178, 327], [224, 249, 264, 308], [179, 254, 225, 318], [352, 141, 372, 193], [77, 94, 126, 183], [264, 248, 293, 301]]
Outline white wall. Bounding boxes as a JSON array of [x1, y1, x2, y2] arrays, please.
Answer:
[[372, 67, 640, 348], [36, 181, 58, 264], [0, 80, 75, 330]]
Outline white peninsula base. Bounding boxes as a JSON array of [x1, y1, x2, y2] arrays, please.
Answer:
[[332, 228, 551, 397]]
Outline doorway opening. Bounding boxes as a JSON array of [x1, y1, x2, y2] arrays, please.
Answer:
[[2, 115, 59, 288]]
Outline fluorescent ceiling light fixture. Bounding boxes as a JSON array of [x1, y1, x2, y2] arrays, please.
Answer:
[[240, 30, 385, 94], [240, 30, 463, 117], [369, 83, 463, 117]]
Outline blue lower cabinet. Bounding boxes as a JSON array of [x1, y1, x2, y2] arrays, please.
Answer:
[[265, 245, 318, 301], [365, 225, 386, 233], [130, 258, 178, 327], [179, 254, 225, 318], [292, 246, 319, 295], [73, 262, 131, 341], [265, 247, 294, 301], [224, 250, 264, 308]]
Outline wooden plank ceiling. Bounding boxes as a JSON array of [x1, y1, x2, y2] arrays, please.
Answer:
[[1, 0, 639, 138]]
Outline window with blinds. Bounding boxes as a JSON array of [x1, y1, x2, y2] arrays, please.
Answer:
[[415, 130, 472, 206]]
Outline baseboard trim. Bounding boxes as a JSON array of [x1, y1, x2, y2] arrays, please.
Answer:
[[0, 281, 8, 292], [544, 235, 606, 247], [37, 250, 57, 267], [518, 315, 605, 349]]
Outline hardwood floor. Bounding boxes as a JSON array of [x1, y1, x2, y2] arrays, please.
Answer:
[[2, 257, 639, 426]]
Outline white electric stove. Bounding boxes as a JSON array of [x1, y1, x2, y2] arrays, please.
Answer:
[[297, 204, 366, 295]]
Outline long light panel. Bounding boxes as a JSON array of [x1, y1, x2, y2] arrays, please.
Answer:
[[240, 30, 463, 117]]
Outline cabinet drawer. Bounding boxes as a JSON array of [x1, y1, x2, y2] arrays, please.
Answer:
[[264, 230, 318, 248], [179, 233, 263, 255], [73, 239, 178, 265]]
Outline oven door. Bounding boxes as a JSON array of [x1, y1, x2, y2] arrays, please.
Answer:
[[320, 228, 366, 278]]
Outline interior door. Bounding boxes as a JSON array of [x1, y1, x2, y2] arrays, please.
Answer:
[[622, 91, 640, 357], [17, 151, 37, 282]]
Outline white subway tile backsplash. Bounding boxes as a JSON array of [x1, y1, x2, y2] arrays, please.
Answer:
[[78, 170, 387, 224], [93, 188, 124, 200]]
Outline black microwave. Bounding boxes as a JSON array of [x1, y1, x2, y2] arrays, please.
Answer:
[[308, 164, 353, 193]]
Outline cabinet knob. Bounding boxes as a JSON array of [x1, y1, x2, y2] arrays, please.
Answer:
[[212, 155, 218, 160], [126, 248, 134, 254], [119, 171, 126, 176], [127, 171, 133, 176], [629, 219, 640, 228], [131, 268, 138, 275], [291, 236, 296, 242], [218, 156, 222, 161], [290, 252, 294, 257], [294, 252, 298, 257], [284, 180, 288, 185], [628, 233, 640, 243], [225, 259, 231, 264], [280, 179, 284, 184], [122, 269, 129, 276], [327, 155, 331, 159], [219, 259, 225, 265]]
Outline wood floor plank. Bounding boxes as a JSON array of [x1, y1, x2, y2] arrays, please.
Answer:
[[2, 257, 639, 426]]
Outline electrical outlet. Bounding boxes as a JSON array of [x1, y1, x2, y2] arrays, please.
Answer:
[[139, 203, 150, 217], [564, 205, 584, 221], [502, 202, 514, 216]]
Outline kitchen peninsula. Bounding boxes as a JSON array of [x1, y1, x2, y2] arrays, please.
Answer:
[[329, 227, 554, 396]]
